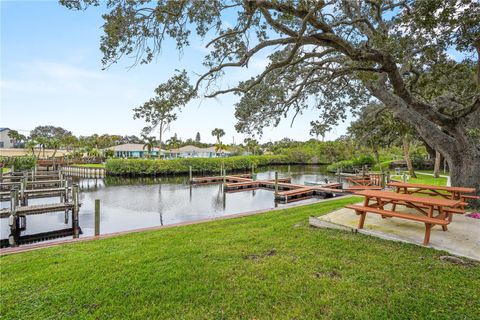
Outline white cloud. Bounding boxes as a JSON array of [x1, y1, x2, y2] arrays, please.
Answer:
[[2, 60, 108, 95]]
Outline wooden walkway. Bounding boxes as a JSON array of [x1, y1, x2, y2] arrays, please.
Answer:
[[192, 173, 344, 203], [0, 202, 75, 218], [1, 168, 81, 248], [190, 174, 252, 185]]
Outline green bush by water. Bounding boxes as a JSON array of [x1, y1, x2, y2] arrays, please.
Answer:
[[0, 156, 37, 171], [106, 155, 291, 175], [326, 155, 375, 172]]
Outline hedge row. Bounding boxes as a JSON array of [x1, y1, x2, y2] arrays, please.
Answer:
[[0, 156, 37, 171], [105, 155, 291, 175], [326, 155, 376, 173]]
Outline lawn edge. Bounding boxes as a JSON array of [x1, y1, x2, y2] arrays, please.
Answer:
[[0, 195, 356, 257]]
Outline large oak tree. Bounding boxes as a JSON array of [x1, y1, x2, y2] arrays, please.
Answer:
[[62, 0, 480, 199]]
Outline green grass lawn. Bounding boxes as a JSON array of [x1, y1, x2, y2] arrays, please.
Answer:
[[2, 167, 9, 173], [72, 163, 105, 168], [414, 169, 450, 176], [1, 197, 479, 319], [407, 173, 448, 186]]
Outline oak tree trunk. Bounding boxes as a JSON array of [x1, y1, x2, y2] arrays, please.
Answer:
[[402, 135, 417, 178], [433, 150, 441, 178], [448, 147, 480, 208], [158, 122, 163, 158]]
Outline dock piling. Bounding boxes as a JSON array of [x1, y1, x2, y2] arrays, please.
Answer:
[[72, 184, 80, 239], [189, 166, 193, 182], [8, 189, 19, 247], [95, 199, 100, 236], [20, 176, 27, 206], [274, 172, 279, 195]]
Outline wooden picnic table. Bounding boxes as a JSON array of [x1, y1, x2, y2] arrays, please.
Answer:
[[346, 190, 463, 245], [388, 181, 477, 205]]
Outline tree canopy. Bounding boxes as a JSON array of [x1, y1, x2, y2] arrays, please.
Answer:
[[61, 0, 480, 195]]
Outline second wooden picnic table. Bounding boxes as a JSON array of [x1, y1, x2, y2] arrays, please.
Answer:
[[388, 181, 476, 202], [347, 190, 463, 245]]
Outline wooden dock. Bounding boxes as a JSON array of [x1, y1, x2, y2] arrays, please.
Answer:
[[190, 174, 252, 185], [0, 202, 76, 218], [192, 172, 345, 203], [0, 227, 82, 248], [1, 168, 82, 248]]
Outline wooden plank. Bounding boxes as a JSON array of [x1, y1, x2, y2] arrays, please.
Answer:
[[354, 190, 461, 207], [345, 205, 449, 225], [388, 181, 475, 194], [0, 203, 75, 218]]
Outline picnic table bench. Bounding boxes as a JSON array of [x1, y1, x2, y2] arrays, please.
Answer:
[[388, 181, 478, 208], [346, 190, 463, 245]]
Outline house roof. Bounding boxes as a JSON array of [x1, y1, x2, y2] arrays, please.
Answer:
[[0, 128, 10, 132], [106, 143, 165, 152], [169, 145, 231, 154]]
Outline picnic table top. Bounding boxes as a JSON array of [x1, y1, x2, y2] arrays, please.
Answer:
[[354, 190, 461, 207], [388, 181, 475, 193]]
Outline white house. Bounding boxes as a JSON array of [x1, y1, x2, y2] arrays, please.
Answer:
[[168, 145, 231, 158], [106, 143, 167, 158], [0, 128, 14, 148]]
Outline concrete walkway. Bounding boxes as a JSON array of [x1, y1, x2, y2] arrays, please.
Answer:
[[310, 204, 480, 261]]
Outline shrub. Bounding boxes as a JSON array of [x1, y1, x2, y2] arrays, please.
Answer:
[[0, 156, 37, 171], [352, 155, 375, 167], [326, 155, 375, 173], [106, 155, 291, 175]]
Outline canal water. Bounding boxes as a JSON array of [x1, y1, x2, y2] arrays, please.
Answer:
[[0, 165, 337, 244]]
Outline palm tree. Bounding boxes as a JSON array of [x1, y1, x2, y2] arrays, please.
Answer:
[[244, 138, 259, 155], [211, 128, 225, 145], [48, 138, 62, 158], [7, 130, 26, 148], [215, 141, 226, 153], [35, 137, 47, 158], [142, 136, 157, 158], [166, 135, 181, 158], [25, 140, 37, 156]]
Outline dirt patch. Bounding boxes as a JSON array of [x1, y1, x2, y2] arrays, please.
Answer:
[[314, 270, 342, 279], [439, 255, 478, 267], [244, 249, 277, 260]]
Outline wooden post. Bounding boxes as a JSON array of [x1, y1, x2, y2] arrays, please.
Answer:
[[386, 171, 391, 184], [288, 164, 291, 175], [72, 184, 80, 238], [20, 177, 27, 206], [251, 163, 255, 181], [8, 189, 18, 247], [380, 170, 385, 189], [95, 199, 100, 236], [223, 168, 226, 185], [274, 171, 279, 195], [189, 166, 193, 182]]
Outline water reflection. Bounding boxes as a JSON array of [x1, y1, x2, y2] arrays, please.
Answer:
[[0, 165, 335, 243]]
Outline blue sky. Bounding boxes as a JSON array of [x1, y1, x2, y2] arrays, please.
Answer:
[[0, 0, 351, 144]]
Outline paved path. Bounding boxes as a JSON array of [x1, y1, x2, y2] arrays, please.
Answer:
[[311, 204, 479, 261]]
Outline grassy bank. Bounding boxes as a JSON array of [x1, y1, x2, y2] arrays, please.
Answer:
[[106, 155, 290, 175], [1, 197, 478, 319]]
